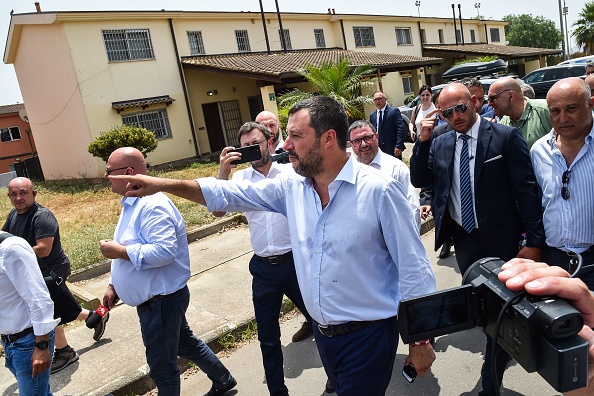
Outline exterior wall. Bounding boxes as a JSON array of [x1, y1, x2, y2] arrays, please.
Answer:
[[524, 59, 542, 75], [0, 112, 36, 173], [340, 20, 423, 57]]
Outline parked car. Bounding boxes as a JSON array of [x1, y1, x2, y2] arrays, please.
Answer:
[[522, 64, 586, 99], [558, 55, 594, 66], [442, 59, 508, 81]]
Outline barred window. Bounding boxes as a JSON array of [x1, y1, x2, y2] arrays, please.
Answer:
[[278, 29, 292, 50], [470, 29, 476, 43], [438, 29, 444, 44], [402, 76, 414, 95], [314, 29, 326, 48], [122, 109, 172, 140], [0, 126, 22, 142], [353, 27, 375, 47], [490, 28, 501, 42], [395, 28, 412, 45], [187, 31, 205, 55], [102, 29, 154, 62], [235, 30, 251, 52]]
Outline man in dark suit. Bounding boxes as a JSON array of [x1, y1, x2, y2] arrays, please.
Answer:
[[369, 92, 406, 159], [410, 83, 546, 396]]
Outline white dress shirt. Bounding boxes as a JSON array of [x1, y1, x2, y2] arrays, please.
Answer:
[[0, 236, 59, 336], [232, 162, 292, 257], [369, 150, 421, 231], [448, 116, 480, 229], [200, 155, 436, 325]]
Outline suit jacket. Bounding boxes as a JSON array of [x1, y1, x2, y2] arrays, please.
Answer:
[[369, 105, 405, 155], [417, 123, 452, 207], [410, 118, 545, 257]]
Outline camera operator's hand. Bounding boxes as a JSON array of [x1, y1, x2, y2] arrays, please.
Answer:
[[499, 258, 594, 395], [516, 246, 541, 262], [217, 146, 241, 181], [405, 343, 436, 378]]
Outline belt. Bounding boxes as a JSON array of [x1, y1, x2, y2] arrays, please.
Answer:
[[139, 294, 166, 312], [1, 327, 33, 343], [552, 246, 594, 258], [256, 251, 293, 265], [315, 320, 378, 337]]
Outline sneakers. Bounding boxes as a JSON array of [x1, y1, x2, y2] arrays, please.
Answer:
[[204, 377, 237, 396], [92, 311, 109, 341], [51, 345, 79, 374], [292, 321, 313, 342]]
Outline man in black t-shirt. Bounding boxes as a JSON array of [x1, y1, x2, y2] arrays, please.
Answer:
[[3, 177, 109, 374]]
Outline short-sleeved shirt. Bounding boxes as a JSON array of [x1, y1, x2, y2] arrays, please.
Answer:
[[2, 202, 71, 278], [500, 99, 552, 149]]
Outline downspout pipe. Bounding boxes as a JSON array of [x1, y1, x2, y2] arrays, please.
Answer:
[[259, 0, 271, 54], [275, 0, 287, 52], [458, 4, 465, 44], [452, 4, 459, 45]]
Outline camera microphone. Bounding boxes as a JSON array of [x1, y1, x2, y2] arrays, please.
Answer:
[[86, 304, 109, 328], [271, 148, 290, 164]]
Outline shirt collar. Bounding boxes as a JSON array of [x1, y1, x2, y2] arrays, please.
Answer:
[[378, 104, 387, 112], [370, 149, 383, 167], [547, 115, 594, 150], [121, 196, 139, 207], [302, 154, 357, 188]]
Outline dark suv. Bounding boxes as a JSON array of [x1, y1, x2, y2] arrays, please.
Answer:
[[522, 64, 586, 99]]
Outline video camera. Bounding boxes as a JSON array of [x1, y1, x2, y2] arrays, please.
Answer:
[[271, 148, 290, 164], [398, 257, 589, 393]]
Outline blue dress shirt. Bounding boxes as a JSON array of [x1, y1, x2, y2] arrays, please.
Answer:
[[200, 155, 436, 325], [530, 125, 594, 253]]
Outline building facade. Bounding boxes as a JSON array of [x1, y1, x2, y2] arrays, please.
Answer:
[[0, 103, 39, 176]]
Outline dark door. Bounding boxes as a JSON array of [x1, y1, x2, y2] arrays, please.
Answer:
[[202, 102, 226, 153]]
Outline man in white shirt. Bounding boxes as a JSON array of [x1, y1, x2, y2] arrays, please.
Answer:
[[348, 120, 421, 231], [256, 111, 284, 154], [1, 232, 59, 396], [215, 121, 325, 395]]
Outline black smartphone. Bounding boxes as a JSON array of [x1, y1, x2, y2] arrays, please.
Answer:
[[402, 364, 417, 383], [230, 144, 262, 165]]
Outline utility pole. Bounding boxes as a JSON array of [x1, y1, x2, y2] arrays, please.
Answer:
[[558, 0, 567, 61]]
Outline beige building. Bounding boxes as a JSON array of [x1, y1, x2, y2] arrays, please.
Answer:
[[4, 8, 558, 179]]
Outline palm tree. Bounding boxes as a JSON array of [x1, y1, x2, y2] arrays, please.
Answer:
[[277, 58, 376, 123], [573, 1, 594, 55]]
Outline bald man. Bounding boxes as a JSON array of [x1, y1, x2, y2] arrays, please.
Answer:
[[100, 147, 236, 396], [585, 74, 594, 97], [256, 111, 284, 153], [488, 78, 552, 148]]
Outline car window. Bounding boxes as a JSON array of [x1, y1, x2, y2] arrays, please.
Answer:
[[570, 66, 586, 76], [524, 70, 546, 84]]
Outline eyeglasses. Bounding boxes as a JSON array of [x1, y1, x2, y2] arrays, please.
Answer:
[[487, 89, 513, 103], [561, 169, 571, 200], [349, 134, 376, 147], [373, 97, 386, 102], [244, 139, 266, 147], [105, 166, 133, 175], [441, 101, 470, 119]]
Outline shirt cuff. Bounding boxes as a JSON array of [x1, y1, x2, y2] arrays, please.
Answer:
[[32, 318, 60, 336], [125, 243, 143, 270], [198, 177, 219, 211]]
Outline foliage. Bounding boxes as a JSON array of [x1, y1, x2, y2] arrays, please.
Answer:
[[502, 14, 563, 50], [277, 58, 377, 122], [573, 2, 594, 54], [403, 95, 415, 105], [218, 321, 258, 350], [453, 55, 498, 66], [87, 125, 158, 162]]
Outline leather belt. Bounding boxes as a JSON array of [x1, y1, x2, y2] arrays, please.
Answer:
[[1, 327, 33, 343], [256, 251, 293, 265], [315, 320, 378, 337], [139, 294, 166, 312]]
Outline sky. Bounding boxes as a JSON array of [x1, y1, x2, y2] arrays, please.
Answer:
[[0, 0, 582, 106]]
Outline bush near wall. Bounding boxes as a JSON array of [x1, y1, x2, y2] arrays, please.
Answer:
[[87, 125, 158, 162]]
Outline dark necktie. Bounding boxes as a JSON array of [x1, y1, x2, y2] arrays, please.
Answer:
[[378, 110, 384, 133], [459, 134, 475, 233]]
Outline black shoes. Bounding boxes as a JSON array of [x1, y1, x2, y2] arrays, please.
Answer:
[[92, 311, 110, 341], [438, 238, 453, 259], [204, 377, 237, 396], [51, 345, 79, 374], [292, 321, 313, 342], [325, 378, 335, 393]]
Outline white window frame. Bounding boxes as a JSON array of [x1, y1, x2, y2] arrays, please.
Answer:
[[0, 126, 22, 142], [395, 28, 412, 45], [235, 30, 251, 52], [402, 76, 414, 95], [490, 28, 501, 42], [102, 29, 155, 62], [353, 26, 375, 47], [122, 108, 172, 140], [187, 30, 205, 55], [314, 29, 326, 48], [278, 29, 292, 50]]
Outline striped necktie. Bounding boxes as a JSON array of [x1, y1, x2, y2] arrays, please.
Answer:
[[459, 134, 475, 233]]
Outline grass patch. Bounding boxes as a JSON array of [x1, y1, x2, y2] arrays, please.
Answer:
[[0, 162, 245, 272], [217, 321, 258, 351]]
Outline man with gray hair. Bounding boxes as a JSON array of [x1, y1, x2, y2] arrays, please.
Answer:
[[521, 84, 536, 99]]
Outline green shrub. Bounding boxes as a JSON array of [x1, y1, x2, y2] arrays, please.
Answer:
[[87, 125, 158, 162]]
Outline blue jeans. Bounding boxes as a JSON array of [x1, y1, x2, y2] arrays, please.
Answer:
[[2, 330, 55, 396], [249, 254, 312, 396], [137, 285, 233, 396]]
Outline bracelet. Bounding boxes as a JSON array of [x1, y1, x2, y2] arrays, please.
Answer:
[[412, 339, 430, 346]]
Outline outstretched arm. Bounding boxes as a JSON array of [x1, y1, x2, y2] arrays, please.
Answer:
[[110, 175, 205, 204]]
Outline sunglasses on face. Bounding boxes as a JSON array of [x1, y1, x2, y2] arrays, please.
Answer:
[[441, 101, 470, 119], [487, 89, 512, 103]]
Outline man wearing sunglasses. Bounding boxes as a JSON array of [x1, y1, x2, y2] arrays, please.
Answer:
[[530, 77, 594, 290], [410, 83, 546, 396], [488, 78, 552, 149]]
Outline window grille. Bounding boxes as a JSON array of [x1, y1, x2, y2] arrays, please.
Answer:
[[395, 28, 412, 45], [122, 109, 172, 140], [278, 29, 292, 50], [235, 30, 251, 52], [314, 29, 326, 48], [187, 31, 205, 55], [102, 29, 155, 62], [353, 27, 375, 47]]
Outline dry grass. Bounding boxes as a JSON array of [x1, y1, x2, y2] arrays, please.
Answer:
[[0, 161, 244, 272]]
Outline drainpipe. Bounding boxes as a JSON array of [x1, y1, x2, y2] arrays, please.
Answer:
[[484, 24, 489, 44], [452, 4, 458, 45], [259, 0, 270, 54], [168, 19, 201, 157], [340, 19, 348, 50], [458, 4, 465, 44], [275, 0, 287, 52]]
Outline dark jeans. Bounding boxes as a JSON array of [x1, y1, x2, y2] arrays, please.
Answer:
[[137, 285, 233, 396], [249, 254, 311, 396], [313, 316, 398, 396]]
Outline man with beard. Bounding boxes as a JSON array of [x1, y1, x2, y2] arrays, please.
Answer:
[[214, 122, 323, 395], [110, 96, 437, 396], [256, 111, 284, 154], [348, 120, 420, 230]]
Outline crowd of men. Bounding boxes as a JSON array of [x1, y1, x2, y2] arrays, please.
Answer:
[[2, 75, 594, 396]]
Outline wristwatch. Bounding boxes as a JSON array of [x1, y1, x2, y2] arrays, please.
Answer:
[[35, 340, 49, 350]]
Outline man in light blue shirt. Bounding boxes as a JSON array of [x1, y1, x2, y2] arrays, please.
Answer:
[[112, 97, 437, 396], [531, 77, 594, 290], [99, 147, 236, 396]]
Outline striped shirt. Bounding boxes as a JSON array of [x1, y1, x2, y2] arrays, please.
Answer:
[[530, 122, 594, 253]]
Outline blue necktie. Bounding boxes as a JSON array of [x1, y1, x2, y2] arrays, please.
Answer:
[[459, 134, 475, 233], [378, 110, 383, 133]]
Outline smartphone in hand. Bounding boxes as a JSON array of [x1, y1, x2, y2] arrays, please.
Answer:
[[402, 364, 417, 383], [230, 144, 262, 165]]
